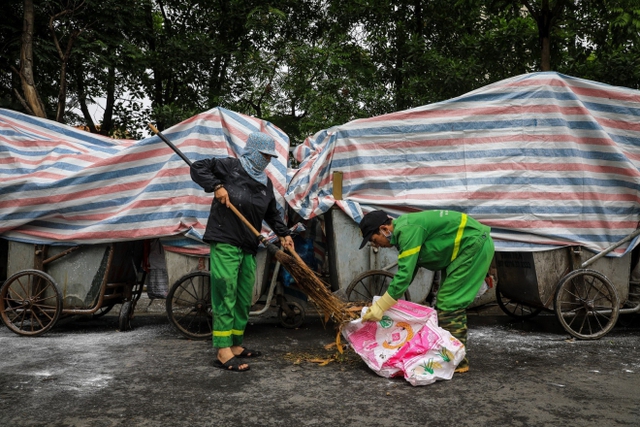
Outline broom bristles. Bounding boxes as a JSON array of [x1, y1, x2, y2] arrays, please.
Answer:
[[272, 249, 359, 325]]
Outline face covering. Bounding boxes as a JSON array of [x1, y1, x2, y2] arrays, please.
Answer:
[[239, 133, 275, 185]]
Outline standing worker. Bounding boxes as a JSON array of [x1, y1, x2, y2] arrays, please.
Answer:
[[191, 132, 294, 372], [358, 209, 494, 373]]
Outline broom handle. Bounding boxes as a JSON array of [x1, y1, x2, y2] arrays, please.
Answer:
[[227, 204, 262, 238], [229, 204, 302, 262], [148, 123, 193, 166]]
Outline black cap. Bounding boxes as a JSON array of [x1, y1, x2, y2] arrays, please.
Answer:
[[358, 210, 390, 249]]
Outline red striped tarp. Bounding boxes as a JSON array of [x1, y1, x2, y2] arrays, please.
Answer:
[[286, 72, 640, 255], [0, 107, 290, 255]]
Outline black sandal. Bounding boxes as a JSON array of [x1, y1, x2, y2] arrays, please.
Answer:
[[237, 348, 262, 358], [213, 356, 250, 372]]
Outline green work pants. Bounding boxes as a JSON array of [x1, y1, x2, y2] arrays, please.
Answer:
[[435, 231, 493, 370], [210, 242, 256, 348], [436, 231, 494, 312]]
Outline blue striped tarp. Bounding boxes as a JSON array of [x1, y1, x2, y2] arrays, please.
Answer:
[[0, 107, 290, 255], [286, 72, 640, 255]]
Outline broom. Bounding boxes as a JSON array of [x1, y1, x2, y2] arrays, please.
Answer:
[[148, 124, 358, 324]]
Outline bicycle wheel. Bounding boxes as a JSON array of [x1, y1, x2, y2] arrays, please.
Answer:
[[166, 271, 212, 340], [554, 269, 619, 340], [345, 270, 410, 303]]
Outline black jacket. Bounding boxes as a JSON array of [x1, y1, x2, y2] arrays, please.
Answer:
[[190, 157, 290, 255]]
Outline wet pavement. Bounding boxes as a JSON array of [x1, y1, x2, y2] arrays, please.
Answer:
[[1, 299, 639, 427]]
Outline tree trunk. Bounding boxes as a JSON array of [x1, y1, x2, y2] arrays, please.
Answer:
[[102, 65, 116, 136], [538, 0, 553, 71], [523, 0, 567, 72], [541, 35, 551, 71], [50, 8, 82, 124], [54, 37, 80, 123], [55, 54, 69, 123], [394, 23, 407, 110], [146, 3, 165, 129], [19, 0, 47, 118], [73, 61, 98, 133]]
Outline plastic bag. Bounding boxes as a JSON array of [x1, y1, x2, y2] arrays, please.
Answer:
[[342, 298, 465, 386], [144, 239, 169, 299]]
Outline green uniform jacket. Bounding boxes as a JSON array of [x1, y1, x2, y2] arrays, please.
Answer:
[[386, 210, 491, 300]]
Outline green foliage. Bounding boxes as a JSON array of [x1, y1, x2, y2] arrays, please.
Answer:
[[1, 0, 639, 143]]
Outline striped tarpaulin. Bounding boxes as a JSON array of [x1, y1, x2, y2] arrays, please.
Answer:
[[0, 107, 290, 255], [286, 72, 640, 255]]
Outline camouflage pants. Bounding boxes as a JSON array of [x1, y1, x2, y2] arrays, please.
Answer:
[[438, 308, 468, 369]]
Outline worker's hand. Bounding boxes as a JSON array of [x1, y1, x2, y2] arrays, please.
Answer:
[[214, 187, 230, 208], [280, 235, 295, 252], [361, 292, 397, 322]]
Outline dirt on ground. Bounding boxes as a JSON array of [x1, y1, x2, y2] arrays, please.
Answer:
[[1, 299, 639, 427]]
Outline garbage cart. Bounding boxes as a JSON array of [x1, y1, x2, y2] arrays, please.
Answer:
[[0, 240, 145, 336], [494, 229, 640, 339]]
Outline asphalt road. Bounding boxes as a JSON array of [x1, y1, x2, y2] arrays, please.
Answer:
[[1, 300, 639, 427]]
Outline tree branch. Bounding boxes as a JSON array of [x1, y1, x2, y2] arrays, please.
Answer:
[[521, 0, 539, 19], [13, 88, 34, 115]]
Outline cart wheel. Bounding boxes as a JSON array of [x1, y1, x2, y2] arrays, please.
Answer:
[[495, 282, 543, 319], [118, 301, 133, 331], [345, 270, 410, 303], [0, 269, 63, 336], [166, 271, 212, 340], [278, 301, 305, 329], [554, 269, 620, 340]]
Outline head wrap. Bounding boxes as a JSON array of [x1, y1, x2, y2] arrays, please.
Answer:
[[239, 132, 277, 185]]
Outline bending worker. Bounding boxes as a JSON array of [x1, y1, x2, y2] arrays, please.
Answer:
[[191, 132, 294, 372], [358, 209, 494, 373]]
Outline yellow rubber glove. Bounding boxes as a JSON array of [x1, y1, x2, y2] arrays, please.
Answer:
[[361, 292, 397, 322]]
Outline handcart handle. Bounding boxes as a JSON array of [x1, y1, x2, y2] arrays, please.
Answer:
[[581, 227, 640, 268]]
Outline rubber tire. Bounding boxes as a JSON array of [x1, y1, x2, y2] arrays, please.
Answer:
[[118, 301, 133, 331], [278, 301, 305, 329]]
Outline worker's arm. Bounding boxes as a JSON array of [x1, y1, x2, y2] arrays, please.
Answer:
[[263, 192, 294, 251], [386, 224, 428, 300], [362, 224, 428, 322], [190, 158, 222, 192]]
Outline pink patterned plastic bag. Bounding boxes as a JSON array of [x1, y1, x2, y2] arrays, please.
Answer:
[[341, 298, 465, 386], [389, 321, 466, 386]]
